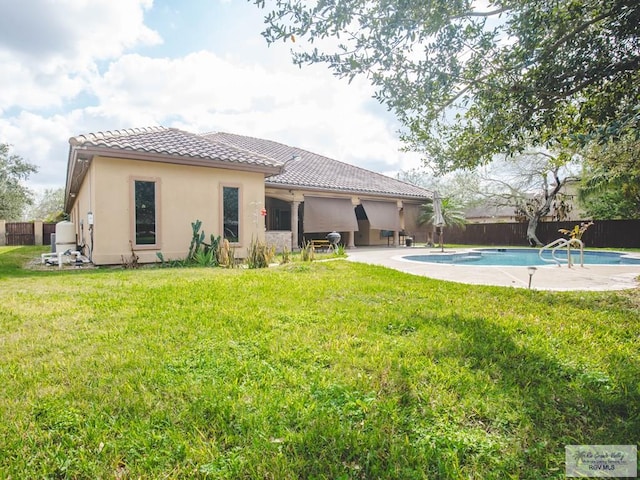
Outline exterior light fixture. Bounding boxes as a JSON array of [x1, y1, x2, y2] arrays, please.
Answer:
[[527, 266, 537, 289]]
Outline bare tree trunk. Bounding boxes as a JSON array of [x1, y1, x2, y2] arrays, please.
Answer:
[[527, 183, 561, 246], [527, 215, 543, 246]]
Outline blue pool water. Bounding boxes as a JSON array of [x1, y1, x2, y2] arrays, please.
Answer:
[[403, 248, 640, 267]]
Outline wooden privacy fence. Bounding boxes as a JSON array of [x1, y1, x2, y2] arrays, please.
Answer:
[[444, 220, 640, 248], [5, 222, 34, 245], [0, 221, 57, 246], [43, 223, 56, 245]]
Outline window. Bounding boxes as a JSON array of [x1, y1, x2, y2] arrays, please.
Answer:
[[134, 180, 157, 246], [222, 186, 240, 243]]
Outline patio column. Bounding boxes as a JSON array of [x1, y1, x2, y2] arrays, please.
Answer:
[[347, 230, 355, 248], [393, 205, 402, 246], [291, 200, 300, 250], [347, 196, 357, 248]]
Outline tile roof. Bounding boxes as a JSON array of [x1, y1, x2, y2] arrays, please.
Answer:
[[203, 132, 432, 199], [69, 126, 282, 169], [68, 127, 432, 200]]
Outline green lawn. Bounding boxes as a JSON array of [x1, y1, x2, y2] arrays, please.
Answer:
[[1, 246, 638, 479]]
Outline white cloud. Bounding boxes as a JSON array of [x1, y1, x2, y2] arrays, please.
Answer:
[[0, 111, 77, 191], [88, 50, 418, 172], [0, 53, 82, 111], [0, 0, 159, 62], [0, 0, 160, 111], [0, 1, 425, 195]]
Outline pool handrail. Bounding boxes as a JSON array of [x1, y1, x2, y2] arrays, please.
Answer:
[[539, 238, 584, 268], [539, 238, 566, 266]]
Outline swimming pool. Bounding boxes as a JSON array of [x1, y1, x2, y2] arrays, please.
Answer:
[[403, 248, 640, 267]]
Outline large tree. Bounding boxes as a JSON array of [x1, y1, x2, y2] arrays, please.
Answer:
[[396, 168, 482, 210], [26, 187, 66, 222], [0, 144, 38, 220], [254, 0, 640, 171], [399, 151, 580, 245], [469, 151, 580, 246], [579, 133, 640, 219]]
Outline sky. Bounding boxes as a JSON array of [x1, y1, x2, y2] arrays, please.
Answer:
[[0, 0, 424, 194]]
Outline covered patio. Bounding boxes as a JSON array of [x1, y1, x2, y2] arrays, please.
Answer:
[[206, 132, 432, 251]]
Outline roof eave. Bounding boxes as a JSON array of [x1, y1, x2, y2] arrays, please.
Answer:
[[64, 145, 91, 212], [265, 181, 431, 201], [86, 146, 281, 173], [64, 145, 283, 211]]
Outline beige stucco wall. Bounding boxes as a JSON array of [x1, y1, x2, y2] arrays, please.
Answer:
[[354, 220, 391, 246], [69, 156, 267, 265]]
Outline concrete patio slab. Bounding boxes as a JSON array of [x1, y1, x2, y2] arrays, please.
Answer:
[[346, 247, 640, 291]]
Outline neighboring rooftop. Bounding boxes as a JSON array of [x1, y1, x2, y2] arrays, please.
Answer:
[[465, 203, 518, 222], [205, 132, 432, 199]]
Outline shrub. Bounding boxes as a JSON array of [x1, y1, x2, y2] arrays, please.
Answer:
[[280, 246, 291, 264], [333, 244, 346, 257], [218, 239, 236, 268], [156, 252, 189, 268], [193, 249, 217, 267], [301, 241, 316, 262], [247, 238, 275, 269], [186, 220, 222, 267], [121, 241, 139, 269]]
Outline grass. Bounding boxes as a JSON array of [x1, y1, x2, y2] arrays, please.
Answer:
[[1, 246, 639, 479]]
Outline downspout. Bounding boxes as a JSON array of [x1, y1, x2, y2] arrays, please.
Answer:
[[88, 165, 94, 262]]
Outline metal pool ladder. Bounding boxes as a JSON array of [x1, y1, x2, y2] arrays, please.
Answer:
[[539, 238, 584, 268]]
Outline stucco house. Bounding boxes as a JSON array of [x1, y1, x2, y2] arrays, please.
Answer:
[[64, 127, 431, 265]]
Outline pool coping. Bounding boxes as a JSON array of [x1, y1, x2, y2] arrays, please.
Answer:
[[346, 246, 640, 291], [399, 247, 640, 268]]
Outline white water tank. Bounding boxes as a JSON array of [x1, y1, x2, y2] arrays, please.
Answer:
[[55, 221, 76, 250]]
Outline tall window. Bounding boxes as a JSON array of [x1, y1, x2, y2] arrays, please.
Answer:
[[134, 180, 157, 246], [223, 186, 239, 243]]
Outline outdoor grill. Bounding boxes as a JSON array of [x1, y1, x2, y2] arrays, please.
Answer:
[[326, 231, 341, 248]]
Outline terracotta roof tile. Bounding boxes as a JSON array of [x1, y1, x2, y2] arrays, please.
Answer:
[[69, 127, 282, 168], [69, 127, 432, 199], [203, 132, 432, 199]]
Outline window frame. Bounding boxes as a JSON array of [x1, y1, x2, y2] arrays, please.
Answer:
[[130, 176, 161, 250], [220, 183, 242, 245]]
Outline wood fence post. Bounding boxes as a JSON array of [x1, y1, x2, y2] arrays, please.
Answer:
[[0, 220, 5, 246], [34, 220, 43, 246]]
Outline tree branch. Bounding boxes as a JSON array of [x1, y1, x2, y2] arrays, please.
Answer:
[[539, 11, 614, 63], [451, 7, 510, 19]]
